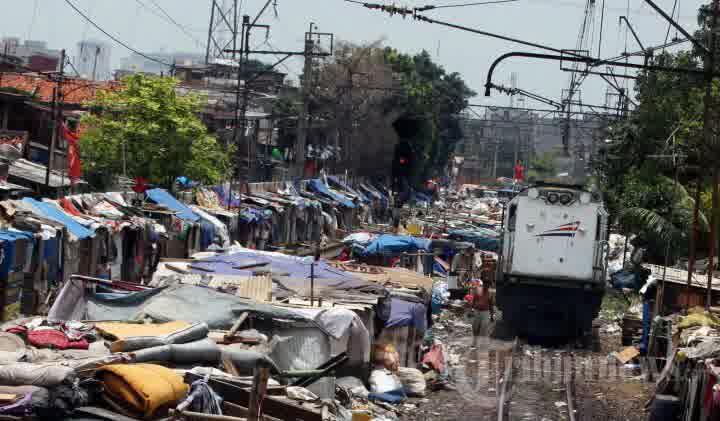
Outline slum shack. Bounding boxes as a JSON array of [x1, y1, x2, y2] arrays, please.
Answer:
[[0, 179, 483, 420]]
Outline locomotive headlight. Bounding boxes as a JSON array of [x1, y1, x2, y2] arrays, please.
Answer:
[[559, 193, 573, 205], [547, 192, 559, 204], [528, 188, 539, 199], [580, 192, 592, 204]]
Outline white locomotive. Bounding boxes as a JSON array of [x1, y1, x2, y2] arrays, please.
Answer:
[[496, 182, 608, 341]]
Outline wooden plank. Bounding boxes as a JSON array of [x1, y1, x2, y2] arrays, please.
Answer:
[[222, 355, 240, 377], [234, 275, 272, 302], [184, 373, 322, 421], [165, 264, 190, 274], [227, 312, 249, 339], [233, 262, 269, 270], [223, 402, 282, 421], [189, 265, 215, 272], [615, 346, 640, 364], [248, 367, 270, 421]]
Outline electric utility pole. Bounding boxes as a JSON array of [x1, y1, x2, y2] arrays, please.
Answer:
[[639, 0, 720, 311], [45, 49, 65, 191], [295, 23, 316, 178], [703, 0, 719, 309], [226, 20, 332, 183]]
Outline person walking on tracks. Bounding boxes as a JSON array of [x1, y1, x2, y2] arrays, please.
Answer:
[[465, 282, 494, 346]]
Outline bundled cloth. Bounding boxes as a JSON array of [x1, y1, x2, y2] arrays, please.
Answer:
[[110, 323, 209, 353], [96, 364, 188, 419], [0, 363, 75, 387], [0, 385, 50, 417], [132, 338, 221, 365], [397, 367, 426, 397]]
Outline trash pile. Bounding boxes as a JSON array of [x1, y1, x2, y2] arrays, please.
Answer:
[[643, 306, 720, 420], [0, 179, 514, 420]]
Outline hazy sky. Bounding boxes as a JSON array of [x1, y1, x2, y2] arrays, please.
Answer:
[[1, 0, 707, 108]]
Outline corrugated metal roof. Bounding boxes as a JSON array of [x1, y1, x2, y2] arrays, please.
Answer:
[[0, 181, 30, 192], [9, 159, 83, 188]]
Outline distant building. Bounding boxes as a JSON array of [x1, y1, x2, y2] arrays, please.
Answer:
[[455, 107, 609, 184], [456, 108, 535, 183], [0, 37, 61, 72], [75, 40, 111, 81], [119, 51, 205, 75]]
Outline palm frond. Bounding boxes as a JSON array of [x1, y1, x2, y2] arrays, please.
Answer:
[[620, 207, 679, 243]]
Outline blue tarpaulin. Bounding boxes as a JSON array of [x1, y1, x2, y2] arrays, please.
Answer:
[[447, 229, 499, 252], [146, 189, 200, 222], [385, 298, 427, 332], [22, 198, 95, 240], [0, 230, 34, 277], [188, 249, 366, 286], [361, 235, 431, 256], [410, 191, 432, 204], [327, 176, 370, 203], [212, 185, 240, 208], [307, 179, 355, 209]]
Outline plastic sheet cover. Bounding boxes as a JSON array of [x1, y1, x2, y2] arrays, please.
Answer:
[[385, 298, 427, 333], [307, 179, 355, 208], [447, 229, 500, 252], [137, 285, 322, 330], [188, 247, 370, 287], [360, 235, 431, 256], [327, 176, 370, 203], [22, 199, 94, 240], [145, 188, 200, 222], [49, 281, 322, 331]]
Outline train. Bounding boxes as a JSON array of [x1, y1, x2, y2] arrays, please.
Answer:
[[495, 182, 608, 342]]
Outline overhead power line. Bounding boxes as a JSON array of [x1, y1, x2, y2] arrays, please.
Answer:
[[344, 0, 520, 11], [145, 0, 205, 48], [422, 0, 521, 10], [64, 0, 172, 68]]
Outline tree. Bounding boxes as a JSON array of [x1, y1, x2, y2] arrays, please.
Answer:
[[309, 40, 399, 174], [81, 74, 231, 189], [529, 152, 558, 180], [383, 49, 475, 184]]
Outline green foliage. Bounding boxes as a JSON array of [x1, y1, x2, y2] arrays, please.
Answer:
[[0, 87, 34, 97], [384, 49, 475, 184], [80, 74, 230, 189], [528, 152, 558, 180], [597, 50, 706, 253], [617, 172, 707, 260]]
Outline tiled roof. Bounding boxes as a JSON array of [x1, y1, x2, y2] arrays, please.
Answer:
[[0, 73, 120, 105]]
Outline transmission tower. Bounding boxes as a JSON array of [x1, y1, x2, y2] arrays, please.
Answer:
[[205, 0, 240, 64]]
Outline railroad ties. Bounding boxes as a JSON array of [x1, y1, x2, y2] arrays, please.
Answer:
[[497, 337, 578, 421]]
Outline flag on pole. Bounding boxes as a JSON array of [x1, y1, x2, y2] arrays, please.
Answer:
[[63, 124, 81, 184]]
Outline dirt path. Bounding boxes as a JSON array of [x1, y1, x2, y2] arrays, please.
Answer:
[[400, 303, 654, 421]]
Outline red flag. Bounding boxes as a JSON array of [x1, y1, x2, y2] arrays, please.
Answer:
[[63, 124, 81, 184]]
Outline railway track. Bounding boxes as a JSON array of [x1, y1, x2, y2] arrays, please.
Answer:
[[497, 338, 577, 421]]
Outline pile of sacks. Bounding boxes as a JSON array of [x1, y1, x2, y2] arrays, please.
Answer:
[[0, 318, 280, 420]]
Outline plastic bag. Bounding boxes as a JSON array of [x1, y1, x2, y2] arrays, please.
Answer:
[[286, 386, 319, 402], [397, 367, 426, 397], [336, 376, 369, 398], [369, 369, 402, 394]]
